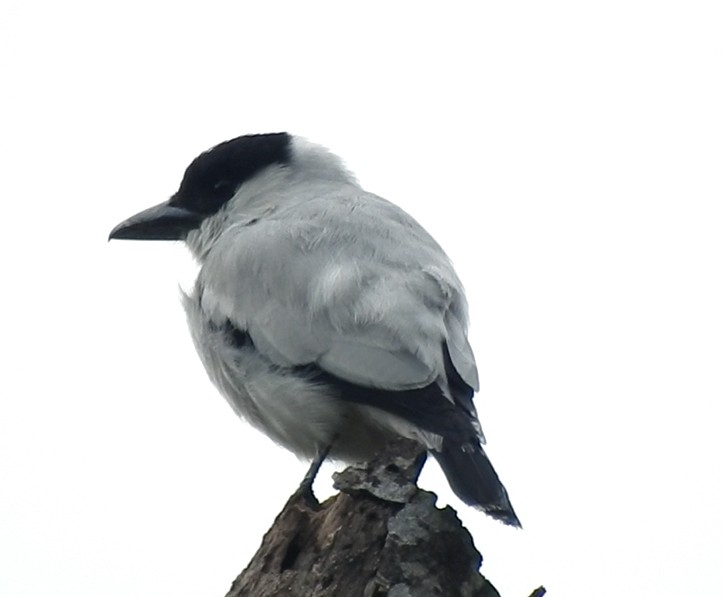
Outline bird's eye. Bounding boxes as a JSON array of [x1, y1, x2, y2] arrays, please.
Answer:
[[210, 180, 238, 200]]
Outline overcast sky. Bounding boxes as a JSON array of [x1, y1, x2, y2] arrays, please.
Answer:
[[1, 2, 723, 596]]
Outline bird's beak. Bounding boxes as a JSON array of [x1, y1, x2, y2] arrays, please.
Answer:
[[109, 200, 202, 241]]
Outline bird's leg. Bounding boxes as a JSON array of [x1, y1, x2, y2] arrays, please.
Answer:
[[297, 442, 333, 509]]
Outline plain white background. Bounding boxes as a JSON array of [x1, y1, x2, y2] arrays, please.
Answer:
[[1, 2, 722, 596]]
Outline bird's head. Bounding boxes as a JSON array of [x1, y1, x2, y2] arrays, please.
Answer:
[[109, 132, 293, 244]]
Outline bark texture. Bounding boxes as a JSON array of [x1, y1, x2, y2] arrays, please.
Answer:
[[224, 439, 544, 597]]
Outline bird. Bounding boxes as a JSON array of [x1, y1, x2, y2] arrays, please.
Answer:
[[109, 132, 521, 527]]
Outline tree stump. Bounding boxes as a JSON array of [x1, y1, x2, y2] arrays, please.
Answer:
[[224, 439, 543, 597]]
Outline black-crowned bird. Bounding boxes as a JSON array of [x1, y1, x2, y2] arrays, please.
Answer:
[[110, 133, 520, 527]]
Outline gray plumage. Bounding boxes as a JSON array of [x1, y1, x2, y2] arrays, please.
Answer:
[[110, 133, 520, 526]]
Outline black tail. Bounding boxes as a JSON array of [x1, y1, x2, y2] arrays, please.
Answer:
[[433, 441, 521, 527]]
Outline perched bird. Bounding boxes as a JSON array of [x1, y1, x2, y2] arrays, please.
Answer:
[[109, 133, 520, 526]]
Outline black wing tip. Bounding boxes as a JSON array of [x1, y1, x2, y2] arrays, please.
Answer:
[[478, 502, 523, 528], [433, 442, 522, 528]]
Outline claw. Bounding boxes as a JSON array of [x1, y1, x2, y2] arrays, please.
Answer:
[[295, 443, 332, 509]]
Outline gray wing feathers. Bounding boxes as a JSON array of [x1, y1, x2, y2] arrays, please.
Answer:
[[444, 311, 480, 391], [198, 192, 479, 392], [319, 340, 436, 389]]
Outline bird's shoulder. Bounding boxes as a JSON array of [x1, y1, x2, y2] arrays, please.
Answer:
[[203, 191, 463, 318], [194, 191, 474, 390]]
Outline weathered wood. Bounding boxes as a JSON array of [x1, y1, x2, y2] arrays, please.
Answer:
[[225, 440, 540, 597]]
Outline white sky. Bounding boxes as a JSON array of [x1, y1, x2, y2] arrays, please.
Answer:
[[1, 2, 723, 596]]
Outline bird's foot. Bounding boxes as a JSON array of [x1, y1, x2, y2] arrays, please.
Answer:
[[293, 443, 333, 511]]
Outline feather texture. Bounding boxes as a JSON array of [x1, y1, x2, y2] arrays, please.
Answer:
[[113, 133, 519, 526]]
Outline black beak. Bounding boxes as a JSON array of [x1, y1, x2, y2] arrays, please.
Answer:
[[109, 201, 203, 241]]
